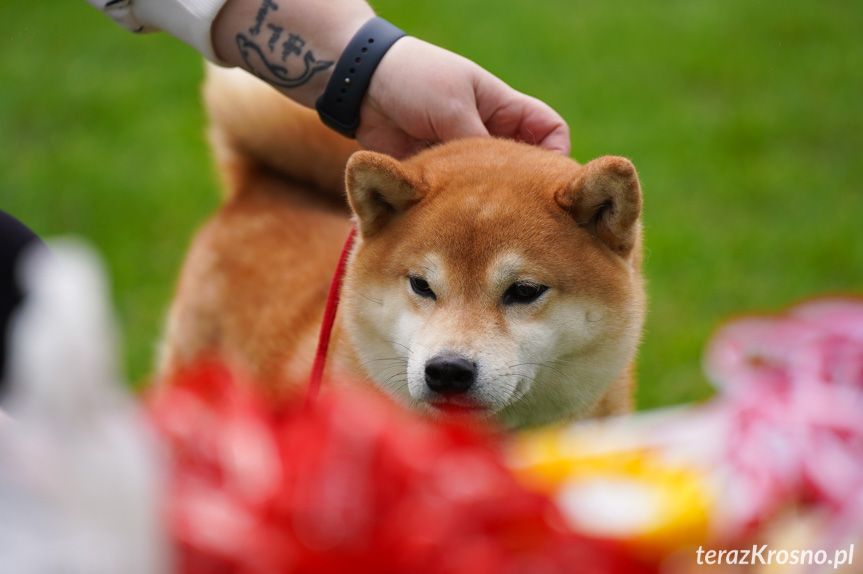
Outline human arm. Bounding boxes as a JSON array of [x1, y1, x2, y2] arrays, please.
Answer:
[[209, 0, 570, 157], [86, 0, 571, 158]]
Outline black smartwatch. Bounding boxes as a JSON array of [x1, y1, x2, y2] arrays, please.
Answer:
[[315, 17, 407, 138]]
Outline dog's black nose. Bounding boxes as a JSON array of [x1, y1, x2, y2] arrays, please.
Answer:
[[425, 354, 476, 395]]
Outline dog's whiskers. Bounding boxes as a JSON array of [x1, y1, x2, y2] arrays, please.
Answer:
[[509, 361, 569, 381], [386, 340, 425, 356], [357, 291, 383, 305], [548, 358, 579, 368], [499, 361, 594, 414]]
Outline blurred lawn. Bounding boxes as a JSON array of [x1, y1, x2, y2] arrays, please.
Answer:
[[1, 0, 861, 407]]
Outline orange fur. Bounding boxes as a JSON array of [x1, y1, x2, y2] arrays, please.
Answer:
[[161, 65, 646, 426]]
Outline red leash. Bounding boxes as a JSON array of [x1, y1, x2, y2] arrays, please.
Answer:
[[306, 225, 357, 408]]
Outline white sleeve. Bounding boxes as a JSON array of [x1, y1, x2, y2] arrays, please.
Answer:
[[85, 0, 232, 65]]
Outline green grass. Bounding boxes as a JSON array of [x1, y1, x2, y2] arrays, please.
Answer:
[[2, 0, 861, 407]]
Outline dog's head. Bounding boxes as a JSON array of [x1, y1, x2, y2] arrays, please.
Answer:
[[341, 138, 644, 428]]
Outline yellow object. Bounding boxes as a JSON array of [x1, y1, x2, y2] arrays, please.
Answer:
[[510, 424, 713, 558]]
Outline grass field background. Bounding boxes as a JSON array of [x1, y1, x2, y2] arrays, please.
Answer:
[[2, 0, 861, 408]]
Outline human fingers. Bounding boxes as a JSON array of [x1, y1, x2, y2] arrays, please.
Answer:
[[476, 77, 571, 155]]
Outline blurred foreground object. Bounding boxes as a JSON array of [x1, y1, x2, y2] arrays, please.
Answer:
[[513, 297, 863, 571], [704, 298, 863, 537], [2, 237, 861, 573], [0, 239, 168, 574], [150, 362, 650, 574]]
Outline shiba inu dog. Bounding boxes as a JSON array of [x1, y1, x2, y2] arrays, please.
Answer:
[[161, 66, 646, 429]]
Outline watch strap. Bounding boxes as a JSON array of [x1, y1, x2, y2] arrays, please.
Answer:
[[315, 17, 407, 138]]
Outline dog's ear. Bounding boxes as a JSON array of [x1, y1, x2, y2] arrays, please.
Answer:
[[556, 156, 642, 256], [345, 151, 424, 237]]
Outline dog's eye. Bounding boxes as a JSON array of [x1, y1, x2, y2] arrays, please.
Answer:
[[409, 276, 436, 300], [502, 281, 548, 305]]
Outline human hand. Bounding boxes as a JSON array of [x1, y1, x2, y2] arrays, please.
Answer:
[[211, 0, 570, 159], [359, 37, 571, 159]]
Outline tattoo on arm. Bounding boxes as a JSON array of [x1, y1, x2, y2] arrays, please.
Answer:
[[237, 0, 333, 89], [248, 0, 277, 36], [266, 23, 284, 52]]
